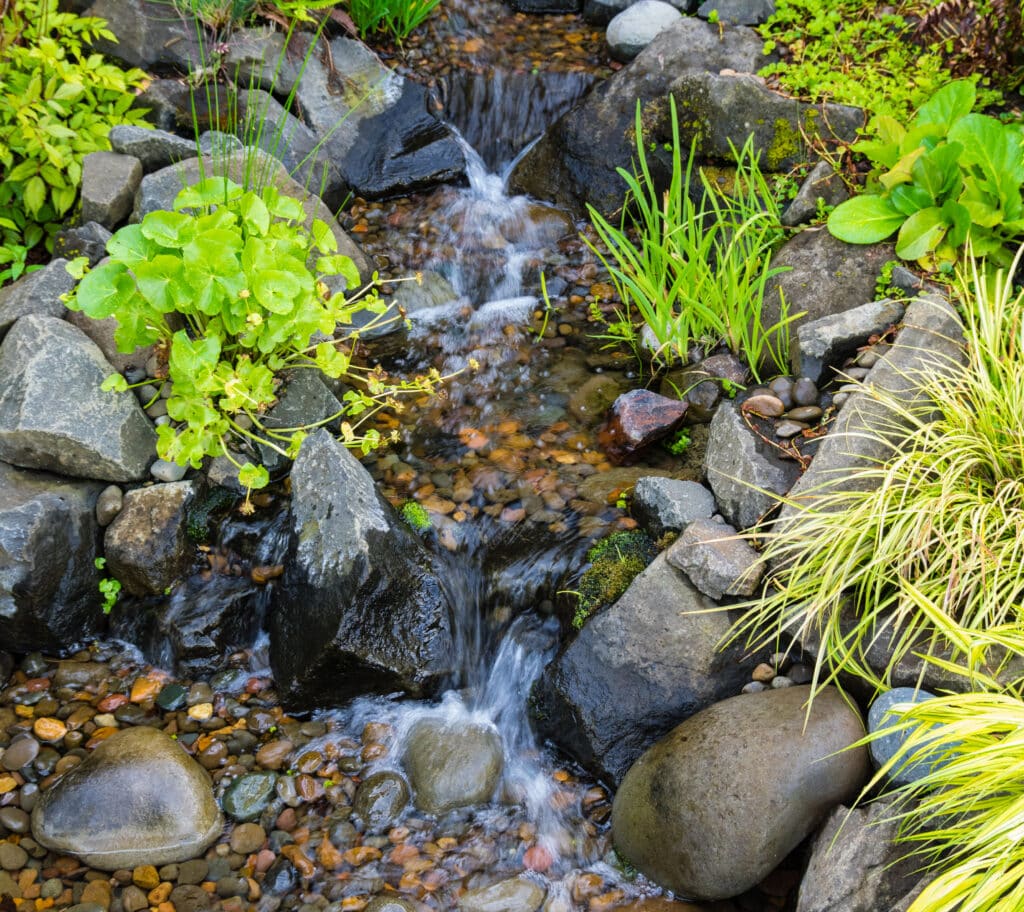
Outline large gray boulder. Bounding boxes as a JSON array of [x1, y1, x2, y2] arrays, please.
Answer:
[[269, 430, 458, 707], [0, 259, 73, 342], [796, 798, 930, 912], [612, 685, 869, 900], [85, 0, 202, 71], [32, 726, 223, 870], [704, 400, 801, 530], [0, 462, 103, 653], [697, 0, 775, 24], [294, 38, 465, 199], [531, 553, 754, 784], [104, 481, 196, 596], [0, 316, 156, 482]]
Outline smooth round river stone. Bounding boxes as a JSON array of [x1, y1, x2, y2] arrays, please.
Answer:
[[222, 772, 277, 821], [31, 726, 223, 870], [867, 687, 946, 787], [353, 771, 409, 831], [457, 876, 546, 912], [404, 717, 503, 814], [611, 686, 869, 901]]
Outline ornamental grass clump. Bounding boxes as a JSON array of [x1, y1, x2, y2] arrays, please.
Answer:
[[586, 97, 795, 381], [866, 684, 1024, 912], [729, 244, 1024, 691]]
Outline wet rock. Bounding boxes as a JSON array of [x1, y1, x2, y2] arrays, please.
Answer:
[[781, 159, 849, 228], [696, 0, 775, 24], [84, 0, 202, 71], [352, 771, 410, 831], [1, 736, 39, 771], [404, 717, 503, 814], [0, 316, 156, 481], [704, 401, 801, 530], [533, 553, 754, 784], [741, 393, 785, 417], [108, 125, 197, 173], [612, 686, 869, 900], [258, 371, 343, 474], [867, 688, 947, 787], [54, 222, 113, 267], [104, 482, 196, 596], [169, 884, 214, 912], [796, 298, 906, 383], [0, 462, 103, 653], [222, 772, 278, 822], [458, 877, 546, 912], [666, 518, 764, 599], [569, 374, 629, 425], [598, 389, 688, 464], [509, 19, 769, 216], [606, 1, 681, 63], [0, 259, 73, 341], [796, 797, 930, 912], [65, 289, 155, 379], [632, 477, 716, 537], [509, 0, 580, 11], [80, 152, 142, 230], [583, 0, 632, 26], [294, 38, 465, 199], [31, 726, 222, 870], [762, 232, 896, 365], [132, 150, 371, 283], [365, 898, 416, 912], [269, 430, 457, 707]]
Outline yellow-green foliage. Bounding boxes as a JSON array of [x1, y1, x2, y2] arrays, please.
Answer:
[[0, 0, 150, 265], [573, 531, 657, 628]]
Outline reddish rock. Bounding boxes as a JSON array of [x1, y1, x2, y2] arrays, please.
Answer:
[[598, 390, 688, 464]]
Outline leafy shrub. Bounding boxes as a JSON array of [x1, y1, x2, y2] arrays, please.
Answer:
[[828, 80, 1024, 270], [758, 0, 1002, 122], [65, 176, 447, 495], [728, 245, 1024, 691], [573, 531, 658, 628], [586, 98, 794, 381], [0, 0, 150, 269]]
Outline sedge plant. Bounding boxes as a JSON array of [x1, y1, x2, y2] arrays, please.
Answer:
[[586, 97, 795, 381], [727, 242, 1024, 692]]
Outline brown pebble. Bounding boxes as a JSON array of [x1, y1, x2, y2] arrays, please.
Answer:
[[785, 405, 823, 422], [121, 885, 148, 912], [132, 865, 160, 891], [81, 879, 112, 910], [255, 739, 293, 770], [276, 807, 297, 832], [230, 822, 267, 855], [148, 882, 172, 905], [32, 718, 67, 743], [253, 850, 275, 874], [752, 663, 776, 683], [741, 394, 786, 418]]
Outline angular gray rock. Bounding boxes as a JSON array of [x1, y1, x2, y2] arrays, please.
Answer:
[[53, 222, 113, 267], [631, 476, 717, 537], [666, 517, 764, 599], [294, 38, 465, 199], [697, 0, 775, 24], [0, 462, 103, 653], [0, 316, 156, 482], [796, 298, 906, 383], [763, 230, 896, 361], [704, 401, 801, 530], [781, 159, 849, 227], [32, 726, 223, 870], [223, 27, 306, 97], [606, 0, 681, 63], [259, 370, 343, 474], [132, 150, 371, 283], [108, 125, 197, 173], [269, 430, 458, 707], [65, 305, 155, 378], [0, 259, 73, 342], [796, 798, 930, 912], [104, 481, 196, 597], [509, 19, 771, 216], [404, 716, 503, 813], [532, 553, 755, 784], [84, 0, 202, 71], [80, 151, 143, 229], [612, 685, 869, 900]]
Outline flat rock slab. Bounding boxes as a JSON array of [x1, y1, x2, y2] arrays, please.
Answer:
[[0, 315, 156, 482], [612, 685, 869, 900], [31, 726, 223, 870], [0, 462, 103, 653], [81, 151, 142, 229], [796, 298, 907, 383]]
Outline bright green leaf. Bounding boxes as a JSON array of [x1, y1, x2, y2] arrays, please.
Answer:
[[828, 195, 905, 244], [895, 206, 948, 261]]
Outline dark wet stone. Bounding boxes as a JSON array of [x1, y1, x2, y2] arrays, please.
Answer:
[[404, 717, 503, 814], [31, 726, 222, 870], [598, 389, 688, 464], [353, 772, 410, 831], [2, 736, 40, 771], [53, 223, 112, 268], [0, 807, 30, 834], [612, 686, 869, 900], [222, 772, 278, 822], [156, 684, 188, 712], [262, 857, 299, 894]]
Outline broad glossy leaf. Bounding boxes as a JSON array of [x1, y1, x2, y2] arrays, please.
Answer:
[[23, 175, 46, 217], [168, 329, 221, 384], [238, 463, 270, 490], [880, 147, 925, 191], [239, 191, 270, 236], [141, 210, 195, 248], [827, 195, 904, 244], [940, 199, 971, 249], [134, 254, 186, 312], [889, 184, 933, 216], [311, 218, 337, 253], [74, 261, 135, 319], [914, 79, 975, 132], [253, 269, 301, 314], [174, 177, 243, 211], [895, 206, 948, 261], [949, 114, 1024, 188], [853, 115, 906, 169], [910, 143, 963, 202]]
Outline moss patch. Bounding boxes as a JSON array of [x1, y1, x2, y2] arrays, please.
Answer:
[[573, 530, 658, 629]]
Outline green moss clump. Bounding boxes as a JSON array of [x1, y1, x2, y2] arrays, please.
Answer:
[[400, 500, 431, 533], [573, 530, 658, 629], [185, 486, 239, 543], [765, 117, 804, 171]]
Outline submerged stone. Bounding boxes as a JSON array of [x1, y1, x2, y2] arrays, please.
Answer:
[[31, 726, 222, 870], [404, 717, 503, 814]]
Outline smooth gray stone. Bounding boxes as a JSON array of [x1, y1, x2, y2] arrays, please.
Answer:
[[404, 717, 503, 814], [867, 687, 947, 787], [606, 0, 681, 62], [32, 726, 222, 870], [632, 476, 717, 537]]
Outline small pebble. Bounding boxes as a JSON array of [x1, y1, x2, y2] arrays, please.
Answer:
[[742, 393, 785, 417], [230, 823, 267, 855], [843, 366, 871, 380], [2, 736, 40, 771], [150, 459, 187, 483], [770, 676, 794, 688], [0, 807, 30, 834], [742, 681, 767, 694], [768, 377, 794, 409], [785, 405, 823, 422], [788, 663, 813, 685], [751, 663, 776, 683], [855, 349, 880, 368], [774, 420, 808, 439], [95, 486, 124, 527], [0, 842, 29, 871], [792, 377, 819, 406]]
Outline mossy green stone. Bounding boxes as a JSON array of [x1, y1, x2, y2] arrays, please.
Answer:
[[222, 772, 278, 822]]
